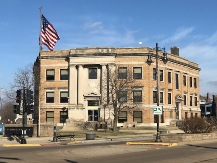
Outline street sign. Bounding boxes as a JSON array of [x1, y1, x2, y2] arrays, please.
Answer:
[[152, 106, 162, 115]]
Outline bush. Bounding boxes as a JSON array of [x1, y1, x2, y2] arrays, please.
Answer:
[[179, 117, 217, 134]]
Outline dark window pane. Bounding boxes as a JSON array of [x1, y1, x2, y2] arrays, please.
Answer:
[[60, 111, 68, 123], [46, 69, 55, 80], [176, 74, 179, 89], [60, 69, 69, 80], [160, 70, 163, 81], [46, 92, 54, 103], [89, 68, 97, 79], [60, 91, 68, 103], [133, 90, 142, 102], [118, 111, 127, 123], [133, 111, 142, 123], [118, 91, 127, 102], [153, 91, 157, 103], [118, 67, 127, 79], [46, 111, 54, 122], [88, 100, 99, 106], [168, 72, 171, 83], [133, 67, 142, 79], [168, 93, 172, 104], [153, 68, 156, 80]]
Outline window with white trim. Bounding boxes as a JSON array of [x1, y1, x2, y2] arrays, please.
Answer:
[[133, 67, 142, 79], [118, 67, 127, 79], [46, 69, 55, 81], [60, 91, 68, 103], [60, 69, 69, 80], [46, 111, 54, 122], [133, 111, 142, 123], [46, 91, 54, 103]]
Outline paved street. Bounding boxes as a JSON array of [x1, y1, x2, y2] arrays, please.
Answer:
[[1, 140, 217, 163]]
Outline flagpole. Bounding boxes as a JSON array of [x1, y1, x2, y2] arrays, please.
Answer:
[[39, 6, 43, 54], [37, 6, 42, 137]]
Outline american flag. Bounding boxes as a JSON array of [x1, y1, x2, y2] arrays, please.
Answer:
[[40, 14, 60, 51]]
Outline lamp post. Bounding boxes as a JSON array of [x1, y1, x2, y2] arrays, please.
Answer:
[[147, 43, 167, 142]]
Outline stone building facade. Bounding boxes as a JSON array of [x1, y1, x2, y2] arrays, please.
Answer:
[[33, 46, 200, 130]]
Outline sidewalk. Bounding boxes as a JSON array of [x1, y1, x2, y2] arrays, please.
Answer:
[[0, 134, 154, 147], [0, 128, 184, 147]]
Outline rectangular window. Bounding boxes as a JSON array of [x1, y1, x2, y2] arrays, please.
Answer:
[[89, 68, 97, 79], [183, 75, 186, 86], [194, 96, 198, 106], [88, 100, 99, 106], [195, 113, 198, 118], [118, 67, 127, 79], [133, 67, 142, 79], [153, 91, 157, 103], [60, 111, 68, 123], [190, 77, 192, 87], [60, 91, 68, 103], [176, 74, 179, 89], [160, 92, 163, 103], [160, 70, 163, 81], [60, 69, 69, 80], [118, 90, 128, 102], [118, 111, 127, 123], [46, 111, 54, 122], [154, 115, 157, 123], [194, 78, 197, 88], [88, 110, 99, 121], [133, 90, 142, 102], [46, 92, 54, 103], [183, 95, 187, 106], [168, 72, 171, 83], [46, 69, 55, 81], [185, 112, 188, 119], [168, 92, 172, 104], [133, 111, 142, 123], [153, 68, 156, 80], [190, 95, 193, 106]]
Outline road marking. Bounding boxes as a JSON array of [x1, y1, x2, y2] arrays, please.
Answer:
[[126, 142, 177, 146]]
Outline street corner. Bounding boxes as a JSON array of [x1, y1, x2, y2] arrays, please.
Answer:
[[2, 144, 42, 147], [126, 142, 177, 147]]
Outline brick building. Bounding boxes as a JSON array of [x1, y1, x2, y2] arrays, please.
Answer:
[[33, 46, 200, 130]]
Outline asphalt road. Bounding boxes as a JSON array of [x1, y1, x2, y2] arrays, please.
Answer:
[[1, 141, 217, 163]]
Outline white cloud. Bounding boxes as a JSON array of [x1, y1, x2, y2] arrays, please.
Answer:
[[162, 27, 194, 44], [179, 31, 217, 96]]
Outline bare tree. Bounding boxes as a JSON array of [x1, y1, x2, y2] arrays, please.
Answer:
[[0, 101, 16, 124], [102, 66, 139, 132], [12, 64, 34, 90], [5, 64, 34, 100]]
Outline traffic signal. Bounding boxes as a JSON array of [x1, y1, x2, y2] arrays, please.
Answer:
[[14, 104, 20, 114], [27, 105, 34, 115], [16, 90, 21, 103], [26, 89, 34, 105]]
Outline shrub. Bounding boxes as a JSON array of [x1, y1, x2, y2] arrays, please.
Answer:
[[178, 117, 216, 134]]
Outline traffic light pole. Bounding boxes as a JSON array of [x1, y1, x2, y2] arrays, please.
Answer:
[[20, 88, 27, 144]]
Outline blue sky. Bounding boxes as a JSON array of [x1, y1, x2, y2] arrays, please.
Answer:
[[0, 0, 217, 96]]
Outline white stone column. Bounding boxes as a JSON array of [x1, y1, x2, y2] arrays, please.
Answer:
[[101, 64, 107, 104], [78, 65, 84, 105], [69, 64, 77, 105]]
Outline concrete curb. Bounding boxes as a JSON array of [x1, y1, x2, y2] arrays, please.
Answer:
[[3, 144, 42, 147], [126, 142, 177, 146]]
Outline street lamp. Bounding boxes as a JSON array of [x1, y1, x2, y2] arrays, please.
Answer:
[[147, 43, 168, 142]]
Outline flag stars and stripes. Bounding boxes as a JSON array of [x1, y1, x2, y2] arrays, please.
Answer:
[[40, 14, 60, 51]]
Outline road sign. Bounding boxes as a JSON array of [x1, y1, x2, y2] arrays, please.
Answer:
[[152, 106, 162, 115]]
